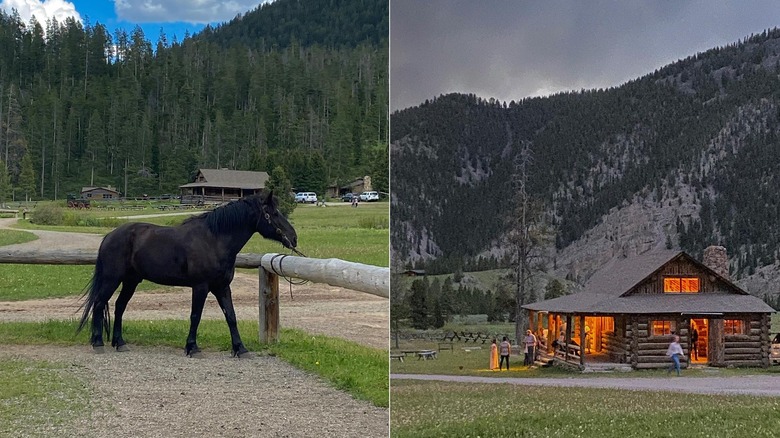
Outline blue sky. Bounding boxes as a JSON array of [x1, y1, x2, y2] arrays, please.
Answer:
[[0, 0, 271, 45]]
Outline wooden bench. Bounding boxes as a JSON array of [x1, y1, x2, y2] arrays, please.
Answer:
[[390, 353, 404, 362], [416, 350, 437, 360], [555, 343, 581, 359], [437, 341, 454, 352]]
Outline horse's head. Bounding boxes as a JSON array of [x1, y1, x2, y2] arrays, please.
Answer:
[[254, 191, 298, 250]]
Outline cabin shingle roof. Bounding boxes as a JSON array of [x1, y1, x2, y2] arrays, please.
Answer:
[[179, 169, 269, 190], [524, 250, 774, 314]]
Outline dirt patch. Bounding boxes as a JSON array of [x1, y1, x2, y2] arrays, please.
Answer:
[[0, 344, 388, 437], [0, 274, 388, 350]]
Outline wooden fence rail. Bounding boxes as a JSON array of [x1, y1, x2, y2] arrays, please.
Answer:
[[0, 249, 389, 343]]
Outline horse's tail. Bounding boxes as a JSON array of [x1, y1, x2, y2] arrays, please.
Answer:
[[76, 255, 111, 339]]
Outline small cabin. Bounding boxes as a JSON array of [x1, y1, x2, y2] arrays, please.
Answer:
[[81, 186, 120, 199], [179, 169, 269, 202], [523, 246, 774, 370]]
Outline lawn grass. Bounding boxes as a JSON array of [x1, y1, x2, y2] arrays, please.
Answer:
[[0, 229, 38, 246], [391, 339, 780, 378], [11, 202, 389, 267], [0, 358, 89, 436], [0, 320, 388, 408], [390, 380, 780, 437], [0, 265, 170, 301], [1, 202, 388, 301]]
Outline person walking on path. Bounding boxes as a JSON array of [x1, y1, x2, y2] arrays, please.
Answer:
[[523, 330, 538, 366], [499, 336, 511, 370], [489, 339, 499, 371], [666, 335, 685, 376]]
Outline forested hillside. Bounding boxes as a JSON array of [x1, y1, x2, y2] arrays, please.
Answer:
[[391, 28, 780, 298], [0, 0, 388, 201]]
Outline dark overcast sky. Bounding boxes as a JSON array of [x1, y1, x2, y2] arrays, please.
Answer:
[[391, 0, 780, 111]]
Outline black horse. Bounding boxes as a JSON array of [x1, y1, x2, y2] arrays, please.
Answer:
[[77, 192, 297, 357]]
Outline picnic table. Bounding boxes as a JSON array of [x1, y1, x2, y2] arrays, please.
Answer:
[[416, 350, 437, 360], [390, 353, 404, 362]]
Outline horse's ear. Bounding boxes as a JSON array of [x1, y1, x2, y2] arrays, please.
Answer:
[[267, 190, 277, 208]]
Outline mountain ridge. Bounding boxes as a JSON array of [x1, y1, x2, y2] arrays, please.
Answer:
[[391, 28, 780, 301]]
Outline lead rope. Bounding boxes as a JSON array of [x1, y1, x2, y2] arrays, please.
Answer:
[[269, 252, 309, 301]]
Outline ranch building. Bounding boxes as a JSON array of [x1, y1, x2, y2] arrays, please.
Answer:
[[523, 246, 774, 370], [326, 176, 372, 198], [179, 169, 269, 203], [81, 186, 120, 199]]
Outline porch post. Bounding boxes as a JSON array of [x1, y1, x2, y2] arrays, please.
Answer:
[[547, 313, 554, 354], [579, 315, 586, 367], [565, 314, 573, 361]]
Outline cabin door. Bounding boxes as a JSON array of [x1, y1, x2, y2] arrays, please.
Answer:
[[690, 319, 708, 363]]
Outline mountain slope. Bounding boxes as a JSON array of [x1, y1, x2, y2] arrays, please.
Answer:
[[391, 28, 780, 299]]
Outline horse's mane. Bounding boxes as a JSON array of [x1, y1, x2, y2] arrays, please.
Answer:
[[182, 193, 267, 234]]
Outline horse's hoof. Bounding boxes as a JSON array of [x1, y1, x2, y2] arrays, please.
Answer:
[[188, 350, 204, 359], [93, 346, 106, 354], [116, 344, 130, 352], [236, 351, 255, 359]]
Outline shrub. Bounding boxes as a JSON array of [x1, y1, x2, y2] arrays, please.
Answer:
[[31, 204, 65, 225]]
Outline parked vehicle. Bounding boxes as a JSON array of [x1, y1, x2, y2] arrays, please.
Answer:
[[772, 334, 780, 365], [359, 191, 379, 202], [294, 192, 318, 203], [341, 193, 357, 202], [66, 193, 90, 209]]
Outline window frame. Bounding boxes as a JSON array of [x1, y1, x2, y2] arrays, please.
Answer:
[[651, 319, 677, 337], [663, 276, 701, 293], [724, 319, 747, 336]]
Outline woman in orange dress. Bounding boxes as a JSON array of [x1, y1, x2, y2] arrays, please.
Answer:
[[489, 338, 499, 370]]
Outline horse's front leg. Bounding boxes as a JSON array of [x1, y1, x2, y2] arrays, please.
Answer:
[[214, 285, 251, 358], [185, 284, 209, 357]]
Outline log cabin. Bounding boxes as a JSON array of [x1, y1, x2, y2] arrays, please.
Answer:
[[523, 246, 775, 370]]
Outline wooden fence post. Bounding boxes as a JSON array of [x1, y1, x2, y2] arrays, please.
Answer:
[[258, 266, 279, 343]]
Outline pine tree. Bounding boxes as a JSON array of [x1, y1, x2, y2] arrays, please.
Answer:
[[265, 166, 296, 216], [0, 160, 10, 205], [19, 152, 35, 201]]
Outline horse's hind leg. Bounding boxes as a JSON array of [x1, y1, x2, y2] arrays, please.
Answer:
[[91, 278, 121, 353], [213, 285, 251, 358], [185, 284, 209, 357], [112, 278, 140, 352]]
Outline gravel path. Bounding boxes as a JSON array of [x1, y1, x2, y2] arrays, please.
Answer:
[[0, 218, 389, 437], [391, 373, 780, 397]]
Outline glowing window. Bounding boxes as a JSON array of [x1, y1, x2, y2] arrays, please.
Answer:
[[663, 277, 700, 293], [652, 320, 676, 336], [724, 319, 745, 335]]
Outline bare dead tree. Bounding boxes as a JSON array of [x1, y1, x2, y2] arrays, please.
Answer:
[[506, 141, 551, 343]]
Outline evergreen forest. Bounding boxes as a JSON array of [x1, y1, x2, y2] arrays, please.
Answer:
[[0, 0, 388, 202]]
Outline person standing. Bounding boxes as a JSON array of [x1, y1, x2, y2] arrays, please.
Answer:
[[666, 335, 685, 376], [691, 326, 699, 361], [489, 339, 499, 371], [523, 330, 538, 366], [499, 336, 511, 370]]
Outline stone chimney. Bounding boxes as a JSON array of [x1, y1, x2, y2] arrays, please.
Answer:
[[702, 245, 729, 280]]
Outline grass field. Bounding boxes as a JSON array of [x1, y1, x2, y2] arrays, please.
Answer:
[[0, 229, 38, 246], [0, 320, 388, 408], [1, 203, 388, 301], [390, 380, 780, 437]]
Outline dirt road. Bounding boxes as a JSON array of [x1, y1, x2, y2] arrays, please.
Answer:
[[391, 373, 780, 397]]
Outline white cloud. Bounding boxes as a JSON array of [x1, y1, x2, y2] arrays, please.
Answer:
[[114, 0, 267, 24], [0, 0, 81, 27]]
